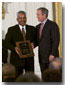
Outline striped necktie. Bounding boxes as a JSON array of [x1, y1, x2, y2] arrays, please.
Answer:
[[22, 27, 26, 41]]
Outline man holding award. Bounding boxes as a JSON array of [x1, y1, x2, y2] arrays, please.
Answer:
[[5, 11, 35, 76]]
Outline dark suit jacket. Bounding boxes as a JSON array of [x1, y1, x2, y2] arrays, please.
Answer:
[[5, 24, 35, 67], [35, 19, 60, 64], [2, 39, 8, 63]]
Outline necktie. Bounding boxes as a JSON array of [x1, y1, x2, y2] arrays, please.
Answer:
[[39, 23, 44, 39], [22, 27, 26, 41]]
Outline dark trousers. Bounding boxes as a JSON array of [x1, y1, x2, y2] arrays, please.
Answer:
[[40, 62, 49, 77], [15, 57, 34, 77], [24, 57, 34, 72]]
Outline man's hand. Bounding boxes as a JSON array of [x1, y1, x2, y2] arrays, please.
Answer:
[[49, 55, 55, 62], [31, 43, 34, 49], [15, 47, 20, 56]]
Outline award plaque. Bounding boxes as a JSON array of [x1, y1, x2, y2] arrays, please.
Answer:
[[16, 40, 34, 58]]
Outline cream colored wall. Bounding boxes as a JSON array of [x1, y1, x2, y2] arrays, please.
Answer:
[[2, 2, 53, 78], [2, 2, 53, 39]]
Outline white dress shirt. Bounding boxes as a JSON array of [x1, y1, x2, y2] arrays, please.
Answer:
[[42, 18, 47, 25], [19, 25, 26, 34]]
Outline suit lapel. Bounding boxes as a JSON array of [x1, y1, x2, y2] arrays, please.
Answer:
[[37, 24, 41, 41], [16, 25, 24, 40], [25, 25, 29, 40]]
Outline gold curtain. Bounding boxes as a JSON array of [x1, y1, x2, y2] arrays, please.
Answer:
[[2, 2, 5, 19], [53, 2, 62, 58]]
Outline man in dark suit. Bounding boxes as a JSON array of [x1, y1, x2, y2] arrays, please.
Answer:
[[34, 7, 60, 75], [5, 11, 35, 76]]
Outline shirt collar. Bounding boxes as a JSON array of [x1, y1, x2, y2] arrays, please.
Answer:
[[19, 24, 26, 33], [42, 18, 48, 25], [19, 24, 26, 29]]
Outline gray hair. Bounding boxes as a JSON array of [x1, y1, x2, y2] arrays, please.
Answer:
[[17, 11, 26, 18], [37, 7, 49, 17], [54, 57, 62, 62], [49, 57, 62, 71]]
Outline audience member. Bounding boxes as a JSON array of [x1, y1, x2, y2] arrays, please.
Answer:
[[15, 72, 42, 82], [49, 57, 62, 72], [42, 68, 62, 82], [2, 63, 17, 82]]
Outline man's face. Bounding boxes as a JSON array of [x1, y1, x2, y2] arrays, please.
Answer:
[[37, 10, 46, 22], [17, 13, 26, 26]]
